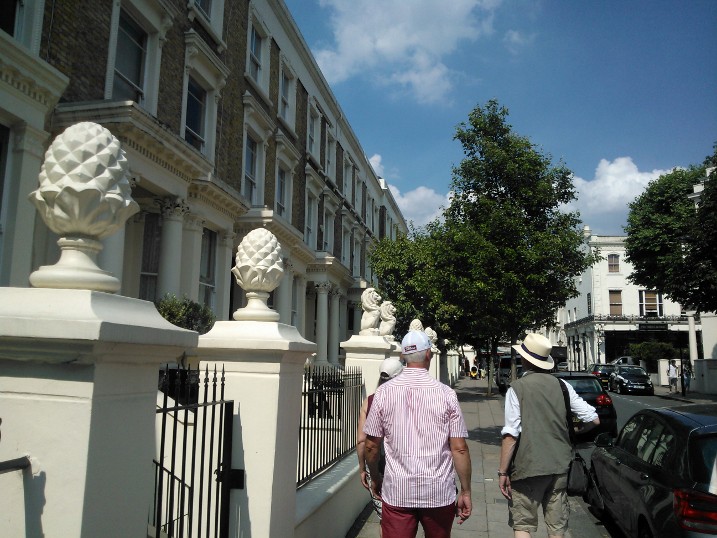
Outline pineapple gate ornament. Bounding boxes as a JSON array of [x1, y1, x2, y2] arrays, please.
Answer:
[[231, 228, 284, 322], [28, 122, 139, 292]]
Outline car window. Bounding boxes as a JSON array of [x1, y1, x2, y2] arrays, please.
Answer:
[[617, 415, 645, 454], [689, 434, 717, 488], [563, 378, 602, 394], [621, 366, 647, 375], [651, 428, 678, 468], [635, 418, 664, 463]]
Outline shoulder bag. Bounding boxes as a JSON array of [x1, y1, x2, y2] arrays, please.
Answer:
[[558, 379, 590, 496]]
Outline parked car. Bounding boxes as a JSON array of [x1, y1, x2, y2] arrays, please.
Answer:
[[556, 361, 569, 372], [495, 354, 522, 390], [610, 365, 654, 395], [610, 355, 639, 366], [553, 372, 618, 439], [590, 404, 717, 538], [588, 363, 617, 390]]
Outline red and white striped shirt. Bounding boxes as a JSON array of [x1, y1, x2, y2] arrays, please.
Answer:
[[363, 367, 468, 508]]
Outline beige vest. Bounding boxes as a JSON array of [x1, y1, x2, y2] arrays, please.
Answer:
[[510, 372, 572, 481]]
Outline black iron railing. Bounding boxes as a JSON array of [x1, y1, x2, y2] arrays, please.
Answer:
[[151, 365, 236, 538], [296, 365, 363, 487], [0, 456, 31, 475], [565, 313, 697, 329]]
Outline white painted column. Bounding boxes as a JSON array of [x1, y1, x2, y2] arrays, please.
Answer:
[[687, 311, 699, 363], [215, 230, 235, 321], [328, 289, 341, 365], [315, 282, 330, 364], [297, 276, 307, 337], [97, 225, 126, 292], [277, 260, 294, 325], [3, 124, 48, 287], [180, 214, 204, 301], [156, 198, 188, 300], [198, 315, 315, 538]]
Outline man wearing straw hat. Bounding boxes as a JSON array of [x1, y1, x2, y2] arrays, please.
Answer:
[[498, 333, 599, 538]]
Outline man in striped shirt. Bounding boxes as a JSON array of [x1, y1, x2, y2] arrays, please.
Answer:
[[364, 330, 472, 537]]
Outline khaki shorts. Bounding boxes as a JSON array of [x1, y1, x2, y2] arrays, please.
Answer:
[[509, 473, 569, 535]]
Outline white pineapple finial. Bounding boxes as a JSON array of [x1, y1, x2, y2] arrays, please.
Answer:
[[232, 228, 284, 321], [28, 122, 139, 292]]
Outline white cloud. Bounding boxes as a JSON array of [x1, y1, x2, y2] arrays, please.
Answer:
[[369, 153, 384, 176], [569, 156, 673, 235], [503, 29, 535, 54], [388, 184, 450, 227], [313, 0, 501, 103]]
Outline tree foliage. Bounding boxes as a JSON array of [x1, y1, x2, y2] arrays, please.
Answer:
[[624, 144, 716, 312], [370, 100, 595, 351]]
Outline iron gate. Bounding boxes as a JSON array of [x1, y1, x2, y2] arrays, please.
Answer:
[[150, 365, 242, 538]]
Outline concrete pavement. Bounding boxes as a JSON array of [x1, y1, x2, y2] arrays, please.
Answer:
[[346, 375, 612, 538]]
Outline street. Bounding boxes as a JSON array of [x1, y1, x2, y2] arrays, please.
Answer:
[[573, 391, 702, 538]]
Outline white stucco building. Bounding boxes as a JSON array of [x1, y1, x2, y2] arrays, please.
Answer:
[[556, 226, 701, 379]]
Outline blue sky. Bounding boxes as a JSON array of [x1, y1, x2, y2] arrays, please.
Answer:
[[283, 0, 717, 235]]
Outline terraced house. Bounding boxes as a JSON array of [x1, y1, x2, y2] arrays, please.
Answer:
[[0, 0, 407, 366]]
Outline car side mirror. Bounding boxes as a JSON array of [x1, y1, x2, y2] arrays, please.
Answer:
[[594, 432, 614, 448]]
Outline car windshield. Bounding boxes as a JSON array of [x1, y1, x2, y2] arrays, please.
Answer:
[[689, 434, 717, 491], [563, 377, 603, 394], [621, 366, 647, 375]]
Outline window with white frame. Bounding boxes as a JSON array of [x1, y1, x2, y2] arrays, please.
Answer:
[[2, 0, 46, 54], [105, 0, 172, 115], [185, 76, 206, 151], [278, 58, 296, 130], [322, 193, 338, 253], [343, 160, 353, 199], [244, 135, 259, 205], [113, 11, 146, 103], [187, 0, 226, 51], [307, 102, 321, 164], [199, 227, 217, 309], [242, 92, 274, 206], [305, 171, 323, 249], [609, 290, 622, 316], [139, 212, 161, 301], [274, 132, 300, 221], [608, 253, 620, 273], [246, 7, 270, 97], [325, 131, 336, 182], [639, 290, 663, 317], [181, 31, 228, 160]]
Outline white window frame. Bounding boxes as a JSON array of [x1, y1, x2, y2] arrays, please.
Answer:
[[3, 0, 45, 54], [325, 130, 336, 184], [608, 253, 620, 273], [242, 91, 275, 206], [244, 134, 259, 205], [275, 132, 300, 222], [180, 30, 228, 160], [278, 55, 297, 133], [246, 6, 271, 101], [639, 290, 663, 317], [343, 158, 353, 200], [307, 99, 321, 165], [187, 0, 226, 52], [199, 227, 217, 310], [305, 167, 323, 249], [322, 191, 339, 254], [105, 0, 174, 115]]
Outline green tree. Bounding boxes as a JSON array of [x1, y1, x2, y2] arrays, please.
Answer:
[[447, 100, 595, 348], [624, 151, 716, 312]]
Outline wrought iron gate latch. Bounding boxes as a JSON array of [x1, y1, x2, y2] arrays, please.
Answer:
[[217, 465, 245, 489]]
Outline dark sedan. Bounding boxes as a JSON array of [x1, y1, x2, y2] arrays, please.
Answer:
[[590, 404, 717, 538], [588, 362, 616, 390], [553, 372, 618, 439], [610, 365, 655, 395]]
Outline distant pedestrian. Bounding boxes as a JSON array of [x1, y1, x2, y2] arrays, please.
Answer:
[[356, 358, 404, 533], [668, 360, 678, 393], [499, 333, 599, 538], [364, 330, 472, 537], [683, 363, 693, 393]]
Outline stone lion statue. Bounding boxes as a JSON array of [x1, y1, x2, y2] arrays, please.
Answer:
[[425, 327, 439, 352], [409, 318, 424, 332], [378, 301, 396, 338], [359, 288, 382, 335]]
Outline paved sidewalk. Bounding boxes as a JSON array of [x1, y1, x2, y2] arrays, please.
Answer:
[[346, 376, 611, 538]]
